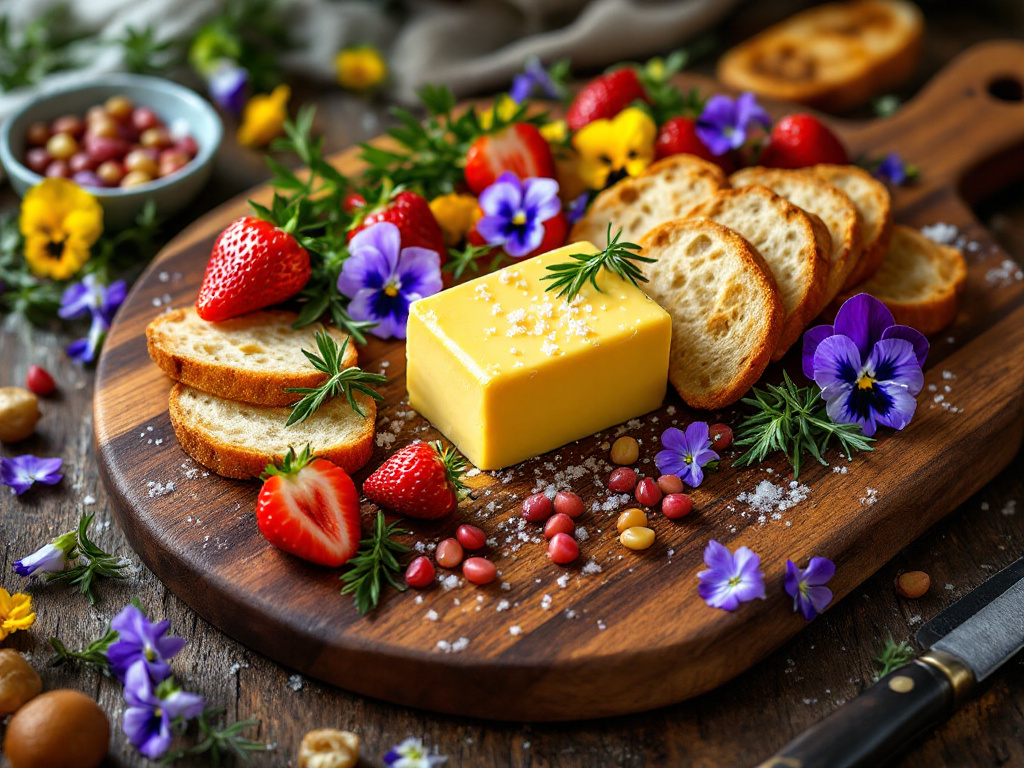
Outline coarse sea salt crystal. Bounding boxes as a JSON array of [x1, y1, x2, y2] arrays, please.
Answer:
[[509, 625, 522, 636], [287, 674, 303, 691], [540, 594, 553, 610], [581, 559, 602, 576], [425, 610, 439, 621]]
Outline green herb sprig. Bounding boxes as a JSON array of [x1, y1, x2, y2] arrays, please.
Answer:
[[49, 625, 117, 675], [162, 707, 271, 766], [340, 511, 410, 615], [45, 514, 129, 604], [540, 224, 654, 302], [0, 6, 82, 93], [733, 372, 874, 478], [874, 637, 915, 679]]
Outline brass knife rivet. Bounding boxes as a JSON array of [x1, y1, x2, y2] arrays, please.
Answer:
[[888, 675, 915, 693]]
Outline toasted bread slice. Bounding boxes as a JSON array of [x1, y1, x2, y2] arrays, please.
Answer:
[[570, 155, 729, 248], [688, 185, 829, 360], [717, 0, 924, 112], [638, 219, 784, 410], [731, 167, 860, 309], [147, 308, 357, 407], [168, 383, 376, 480], [834, 225, 967, 335], [811, 164, 893, 288]]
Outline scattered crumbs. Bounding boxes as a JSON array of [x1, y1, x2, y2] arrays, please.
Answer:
[[414, 595, 424, 605], [556, 573, 569, 589], [942, 370, 956, 380], [920, 222, 959, 245], [575, 526, 589, 541], [860, 488, 879, 506], [287, 674, 303, 692], [540, 594, 553, 610], [945, 584, 954, 591], [666, 405, 676, 415], [1002, 500, 1017, 516], [465, 468, 481, 478], [496, 599, 510, 612], [425, 610, 439, 622], [509, 625, 522, 636], [83, 495, 96, 505], [909, 615, 922, 625], [986, 259, 1024, 287], [832, 466, 848, 475], [441, 575, 461, 591], [501, 581, 511, 591], [597, 619, 607, 631], [581, 559, 602, 576], [436, 637, 470, 654], [147, 481, 175, 498], [565, 609, 578, 619], [376, 431, 397, 448]]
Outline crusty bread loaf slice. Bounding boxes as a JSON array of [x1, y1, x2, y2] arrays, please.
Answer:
[[638, 219, 784, 410], [688, 185, 829, 360], [717, 0, 923, 113], [811, 164, 893, 289], [147, 308, 357, 407], [168, 383, 376, 480], [834, 225, 967, 336], [570, 155, 729, 248], [730, 167, 861, 309]]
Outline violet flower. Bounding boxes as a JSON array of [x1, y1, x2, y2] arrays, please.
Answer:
[[122, 661, 205, 759], [0, 455, 64, 495], [476, 172, 560, 258], [697, 540, 766, 611], [510, 56, 562, 103], [338, 222, 442, 340], [874, 152, 908, 185], [655, 423, 719, 488], [67, 314, 109, 364], [13, 530, 77, 577], [384, 737, 448, 768], [59, 274, 126, 324], [566, 192, 589, 225], [784, 557, 835, 621], [207, 60, 249, 114], [696, 91, 771, 156], [107, 604, 186, 684], [803, 293, 928, 437]]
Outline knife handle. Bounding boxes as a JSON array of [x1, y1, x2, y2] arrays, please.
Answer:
[[756, 654, 970, 768]]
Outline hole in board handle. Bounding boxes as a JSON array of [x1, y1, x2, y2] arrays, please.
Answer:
[[988, 77, 1024, 103]]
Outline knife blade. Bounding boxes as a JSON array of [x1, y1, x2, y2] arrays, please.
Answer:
[[755, 555, 1024, 768]]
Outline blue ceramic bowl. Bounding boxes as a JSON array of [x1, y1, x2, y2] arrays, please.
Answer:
[[0, 74, 222, 228]]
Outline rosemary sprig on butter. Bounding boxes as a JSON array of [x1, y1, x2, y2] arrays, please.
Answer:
[[540, 224, 654, 302]]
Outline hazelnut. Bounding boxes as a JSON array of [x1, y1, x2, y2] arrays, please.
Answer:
[[3, 689, 109, 768], [0, 650, 41, 716], [0, 387, 41, 442], [298, 728, 360, 768], [896, 571, 931, 599]]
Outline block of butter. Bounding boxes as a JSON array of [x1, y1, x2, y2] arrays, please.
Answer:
[[406, 242, 672, 470]]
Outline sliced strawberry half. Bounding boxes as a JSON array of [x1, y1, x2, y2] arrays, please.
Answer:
[[464, 123, 557, 195]]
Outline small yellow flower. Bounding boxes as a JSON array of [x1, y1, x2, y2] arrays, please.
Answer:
[[429, 193, 480, 246], [539, 120, 568, 144], [479, 94, 518, 132], [572, 107, 657, 190], [0, 587, 35, 641], [20, 178, 103, 280], [336, 46, 388, 91], [237, 85, 291, 148]]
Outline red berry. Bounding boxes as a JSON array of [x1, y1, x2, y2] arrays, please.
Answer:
[[566, 69, 649, 131], [69, 153, 96, 174], [25, 148, 50, 174], [405, 556, 435, 588], [51, 115, 84, 138], [84, 135, 130, 164], [463, 122, 556, 195], [343, 190, 366, 213], [662, 493, 693, 520], [709, 423, 733, 450], [45, 161, 70, 178], [654, 116, 731, 171], [635, 477, 662, 507], [363, 441, 467, 520], [348, 190, 447, 267], [463, 557, 497, 585], [26, 122, 51, 147], [544, 513, 575, 539], [553, 491, 584, 519], [25, 365, 55, 396], [522, 492, 554, 522], [436, 538, 464, 569], [657, 474, 684, 495], [760, 113, 848, 169], [547, 533, 579, 565], [131, 107, 160, 132], [175, 136, 199, 157], [608, 467, 637, 493], [456, 524, 486, 551]]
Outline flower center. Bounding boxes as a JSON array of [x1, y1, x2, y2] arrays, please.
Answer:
[[45, 240, 66, 261], [145, 647, 157, 662], [857, 374, 876, 390], [728, 575, 741, 588], [511, 211, 527, 226], [383, 280, 400, 297]]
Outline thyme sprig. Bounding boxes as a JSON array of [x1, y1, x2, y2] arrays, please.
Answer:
[[340, 511, 410, 615], [161, 707, 271, 766], [733, 372, 874, 478], [44, 513, 129, 604], [874, 637, 915, 679], [285, 329, 386, 425], [540, 224, 653, 301], [49, 625, 117, 675]]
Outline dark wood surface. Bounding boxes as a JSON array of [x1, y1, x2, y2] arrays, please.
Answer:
[[3, 3, 1024, 765]]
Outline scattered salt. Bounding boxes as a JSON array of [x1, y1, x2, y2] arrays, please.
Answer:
[[287, 674, 303, 692], [509, 625, 522, 636], [425, 610, 439, 622]]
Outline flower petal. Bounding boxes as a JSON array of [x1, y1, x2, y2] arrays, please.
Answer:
[[479, 173, 523, 217], [735, 91, 772, 131], [702, 539, 733, 573], [833, 293, 895, 359], [813, 334, 863, 390], [873, 381, 919, 431], [682, 421, 711, 455], [522, 177, 561, 223], [802, 556, 836, 586], [881, 324, 929, 368], [397, 246, 443, 298], [783, 560, 800, 600], [868, 338, 924, 396], [660, 427, 688, 452], [802, 324, 835, 380], [654, 448, 686, 478], [805, 584, 833, 614]]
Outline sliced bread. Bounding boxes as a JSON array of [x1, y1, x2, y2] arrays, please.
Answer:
[[168, 383, 376, 480], [687, 185, 829, 359], [570, 154, 729, 248], [147, 308, 357, 407], [811, 164, 893, 288], [717, 0, 924, 112], [834, 225, 967, 335], [730, 166, 861, 309], [638, 219, 784, 410]]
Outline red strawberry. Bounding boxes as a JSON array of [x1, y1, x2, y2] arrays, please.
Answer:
[[654, 116, 734, 172], [566, 69, 649, 132], [760, 113, 848, 169], [256, 445, 361, 567], [363, 441, 467, 520], [348, 190, 447, 261], [464, 123, 557, 195], [343, 190, 366, 213], [196, 217, 311, 322]]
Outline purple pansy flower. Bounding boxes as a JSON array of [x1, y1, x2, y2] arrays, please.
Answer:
[[0, 455, 64, 495], [13, 530, 77, 576], [207, 60, 249, 114], [476, 171, 560, 258], [337, 222, 442, 340], [874, 152, 908, 185], [784, 557, 835, 621], [510, 56, 562, 103], [696, 91, 771, 156], [67, 314, 109, 364], [384, 737, 448, 768], [107, 604, 186, 684], [59, 274, 126, 324], [655, 423, 719, 488], [803, 293, 928, 437], [697, 540, 766, 611], [565, 192, 589, 225], [122, 661, 205, 759]]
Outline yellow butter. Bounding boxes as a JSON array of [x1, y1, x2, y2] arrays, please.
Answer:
[[406, 242, 671, 470]]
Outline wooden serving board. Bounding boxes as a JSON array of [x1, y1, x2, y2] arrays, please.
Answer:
[[95, 42, 1024, 722]]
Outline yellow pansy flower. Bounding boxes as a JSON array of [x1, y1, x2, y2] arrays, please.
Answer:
[[479, 94, 518, 132], [237, 85, 291, 148], [429, 193, 480, 246], [20, 178, 103, 280], [336, 46, 388, 91], [539, 120, 568, 144], [0, 587, 35, 641], [572, 107, 657, 190]]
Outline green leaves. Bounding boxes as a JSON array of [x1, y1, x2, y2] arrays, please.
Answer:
[[541, 224, 654, 302], [285, 329, 386, 426], [733, 372, 874, 478], [162, 707, 271, 766], [49, 625, 118, 675], [45, 513, 129, 605], [340, 511, 410, 615], [874, 637, 915, 679], [0, 6, 82, 93]]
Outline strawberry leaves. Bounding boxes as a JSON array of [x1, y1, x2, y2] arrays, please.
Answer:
[[340, 511, 409, 615]]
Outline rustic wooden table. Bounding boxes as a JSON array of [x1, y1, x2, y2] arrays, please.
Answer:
[[2, 3, 1024, 766]]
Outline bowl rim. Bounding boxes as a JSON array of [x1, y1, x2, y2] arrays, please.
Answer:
[[0, 73, 224, 198]]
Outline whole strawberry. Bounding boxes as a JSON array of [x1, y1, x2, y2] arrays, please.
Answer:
[[348, 190, 447, 260], [654, 116, 733, 171], [760, 113, 848, 169], [363, 441, 468, 520], [197, 217, 311, 322], [464, 123, 556, 195], [566, 69, 649, 132]]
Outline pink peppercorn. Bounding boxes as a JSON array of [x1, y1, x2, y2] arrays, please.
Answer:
[[435, 538, 464, 569], [709, 423, 734, 450], [544, 513, 575, 539], [657, 474, 684, 495], [608, 467, 637, 493], [553, 491, 584, 518], [404, 556, 435, 588], [635, 477, 662, 507], [463, 557, 497, 585], [456, 524, 487, 550], [522, 492, 554, 522], [547, 533, 579, 565], [662, 493, 693, 520]]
